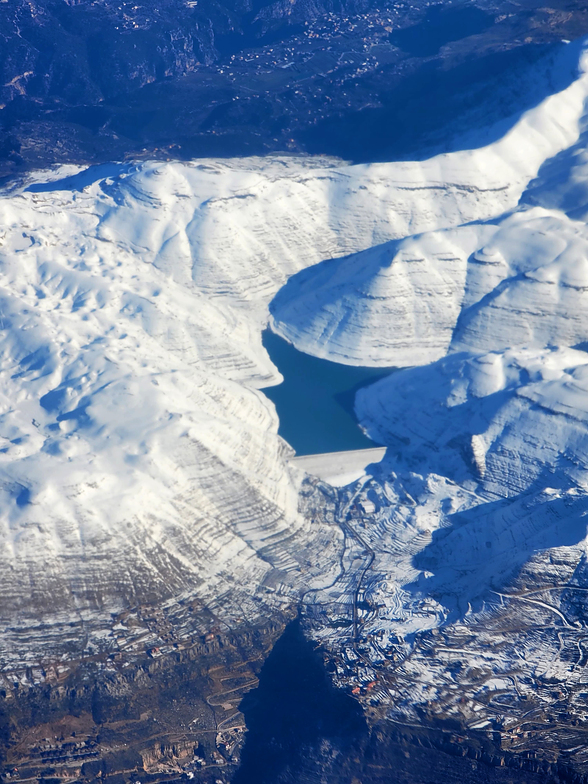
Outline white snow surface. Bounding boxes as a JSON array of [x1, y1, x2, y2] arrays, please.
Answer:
[[3, 38, 588, 669], [291, 447, 387, 487], [356, 346, 588, 497], [269, 40, 588, 367]]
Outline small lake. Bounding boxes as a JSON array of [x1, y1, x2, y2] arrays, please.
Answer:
[[261, 330, 393, 456]]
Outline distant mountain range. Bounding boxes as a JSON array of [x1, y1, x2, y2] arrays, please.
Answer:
[[2, 0, 588, 177]]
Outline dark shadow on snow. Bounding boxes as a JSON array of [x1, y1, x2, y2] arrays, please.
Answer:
[[410, 466, 588, 621], [302, 40, 583, 163], [233, 619, 367, 784], [26, 162, 131, 193]]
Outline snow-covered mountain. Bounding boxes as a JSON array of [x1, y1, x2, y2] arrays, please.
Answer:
[[2, 38, 588, 751], [308, 342, 588, 762], [357, 345, 588, 495], [269, 39, 588, 367], [267, 37, 588, 768]]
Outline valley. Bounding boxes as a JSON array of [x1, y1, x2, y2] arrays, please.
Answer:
[[4, 28, 588, 784], [3, 0, 588, 176]]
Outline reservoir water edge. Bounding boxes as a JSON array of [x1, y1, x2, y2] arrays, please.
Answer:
[[261, 329, 394, 456]]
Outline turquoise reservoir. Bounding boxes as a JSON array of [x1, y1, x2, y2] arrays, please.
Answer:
[[261, 330, 393, 456]]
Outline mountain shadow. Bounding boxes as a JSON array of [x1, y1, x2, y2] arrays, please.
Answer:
[[410, 472, 588, 621], [232, 618, 367, 784]]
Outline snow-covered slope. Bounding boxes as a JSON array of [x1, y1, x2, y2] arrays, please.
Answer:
[[2, 37, 588, 679], [269, 40, 588, 366], [270, 203, 588, 367], [270, 227, 486, 366], [356, 346, 588, 497], [0, 179, 304, 664], [311, 342, 588, 749]]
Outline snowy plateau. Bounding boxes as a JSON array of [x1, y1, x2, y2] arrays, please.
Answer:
[[5, 33, 588, 776]]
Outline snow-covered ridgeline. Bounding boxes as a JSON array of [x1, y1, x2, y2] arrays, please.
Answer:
[[269, 40, 588, 367], [271, 204, 588, 366], [0, 39, 587, 668]]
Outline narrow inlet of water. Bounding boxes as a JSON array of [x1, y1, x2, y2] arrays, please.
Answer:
[[261, 330, 394, 456]]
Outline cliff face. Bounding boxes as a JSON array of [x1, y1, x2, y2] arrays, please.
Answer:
[[0, 0, 228, 106]]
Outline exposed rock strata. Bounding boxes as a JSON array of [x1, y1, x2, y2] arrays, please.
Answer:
[[5, 35, 588, 784]]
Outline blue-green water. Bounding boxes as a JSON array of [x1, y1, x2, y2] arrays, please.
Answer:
[[261, 330, 393, 456]]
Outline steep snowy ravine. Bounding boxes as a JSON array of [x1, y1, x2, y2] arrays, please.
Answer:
[[1, 40, 588, 762]]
